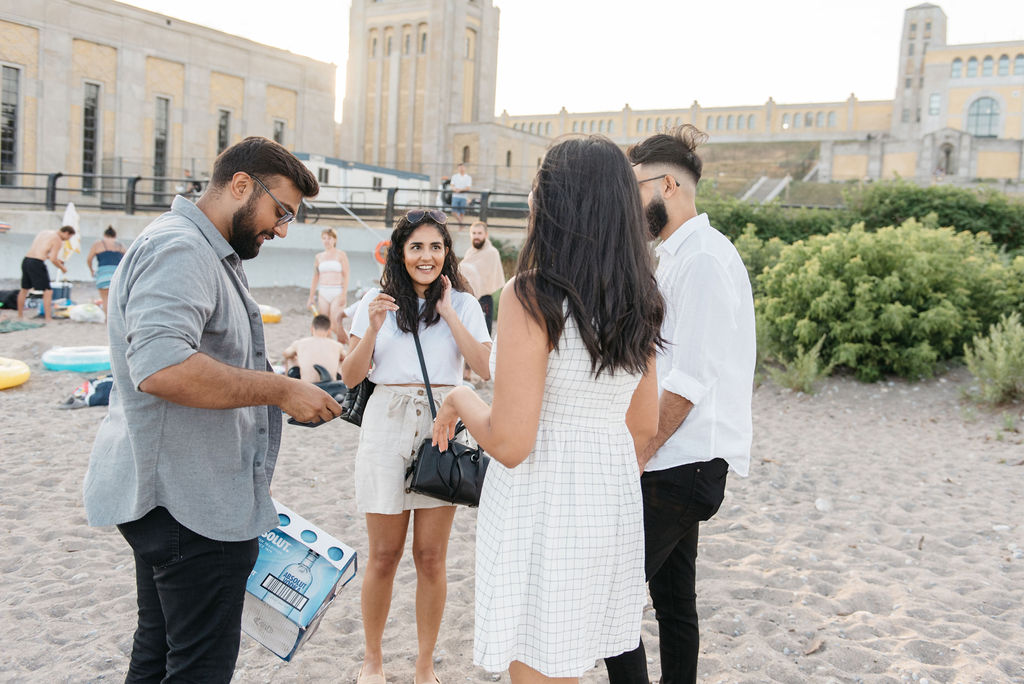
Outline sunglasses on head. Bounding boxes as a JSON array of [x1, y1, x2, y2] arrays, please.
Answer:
[[405, 209, 448, 225]]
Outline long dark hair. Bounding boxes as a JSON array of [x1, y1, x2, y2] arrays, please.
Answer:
[[381, 214, 468, 334], [515, 136, 664, 376]]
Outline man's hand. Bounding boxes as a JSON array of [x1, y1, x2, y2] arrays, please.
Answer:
[[281, 379, 342, 424]]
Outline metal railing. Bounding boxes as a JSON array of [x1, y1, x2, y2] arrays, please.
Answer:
[[0, 172, 531, 229]]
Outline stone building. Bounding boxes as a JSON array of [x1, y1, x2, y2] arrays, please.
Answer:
[[0, 0, 336, 193]]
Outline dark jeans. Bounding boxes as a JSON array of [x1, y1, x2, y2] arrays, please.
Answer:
[[605, 458, 729, 684], [117, 507, 259, 684], [478, 294, 493, 335]]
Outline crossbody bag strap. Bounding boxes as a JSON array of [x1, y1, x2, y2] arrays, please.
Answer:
[[411, 327, 437, 420]]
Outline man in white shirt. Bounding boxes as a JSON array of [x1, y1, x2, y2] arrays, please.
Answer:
[[460, 221, 505, 334], [450, 163, 472, 225], [605, 126, 756, 684]]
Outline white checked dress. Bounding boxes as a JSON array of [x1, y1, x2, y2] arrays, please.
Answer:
[[474, 317, 647, 677]]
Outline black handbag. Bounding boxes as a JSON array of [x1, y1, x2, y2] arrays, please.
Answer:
[[340, 377, 376, 427], [404, 329, 489, 507]]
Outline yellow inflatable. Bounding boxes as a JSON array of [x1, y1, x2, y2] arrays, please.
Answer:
[[259, 304, 282, 324], [0, 357, 30, 390]]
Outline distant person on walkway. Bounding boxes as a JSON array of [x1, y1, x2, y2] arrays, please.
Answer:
[[17, 225, 75, 321], [307, 227, 350, 344], [283, 314, 347, 382], [450, 163, 472, 225], [460, 221, 505, 335], [83, 137, 340, 684], [86, 226, 126, 312], [604, 125, 756, 684]]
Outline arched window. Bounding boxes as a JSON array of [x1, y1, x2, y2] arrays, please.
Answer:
[[656, 117, 662, 130], [736, 115, 744, 130], [793, 113, 801, 129], [982, 56, 993, 77], [967, 57, 978, 77], [726, 115, 733, 130], [706, 116, 713, 130], [572, 121, 579, 133], [646, 118, 652, 132], [782, 113, 790, 129], [598, 120, 604, 133], [676, 117, 682, 127], [747, 114, 755, 130], [636, 119, 642, 132], [462, 145, 471, 163], [589, 120, 595, 133], [528, 122, 534, 133], [805, 112, 814, 127], [505, 150, 512, 168], [545, 122, 551, 135], [827, 111, 836, 128], [716, 115, 723, 129], [951, 58, 962, 78], [608, 120, 614, 133], [966, 97, 999, 137], [816, 112, 824, 127], [1016, 54, 1024, 75], [998, 55, 1010, 76]]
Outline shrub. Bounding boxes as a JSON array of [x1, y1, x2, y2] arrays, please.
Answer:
[[698, 188, 845, 244], [767, 334, 833, 394], [733, 224, 785, 293], [964, 313, 1024, 404], [757, 219, 1020, 382]]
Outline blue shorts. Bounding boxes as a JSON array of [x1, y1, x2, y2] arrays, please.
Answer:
[[452, 196, 467, 212]]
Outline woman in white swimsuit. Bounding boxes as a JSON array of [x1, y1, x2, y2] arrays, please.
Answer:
[[308, 228, 350, 343]]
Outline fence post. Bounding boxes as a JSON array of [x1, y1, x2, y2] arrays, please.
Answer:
[[45, 173, 63, 211], [384, 187, 398, 227], [125, 176, 142, 215], [478, 191, 490, 223]]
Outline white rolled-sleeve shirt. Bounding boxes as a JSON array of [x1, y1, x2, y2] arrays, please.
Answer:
[[648, 213, 756, 477]]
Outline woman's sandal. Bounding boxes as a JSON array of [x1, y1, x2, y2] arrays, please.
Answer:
[[356, 667, 387, 684]]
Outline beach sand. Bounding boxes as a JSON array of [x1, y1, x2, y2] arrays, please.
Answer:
[[1, 282, 1023, 683]]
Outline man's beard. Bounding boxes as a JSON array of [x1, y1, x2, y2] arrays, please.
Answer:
[[229, 194, 272, 260], [472, 238, 486, 249], [644, 195, 669, 239]]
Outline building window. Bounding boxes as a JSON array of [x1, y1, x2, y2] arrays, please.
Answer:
[[589, 120, 595, 133], [925, 21, 931, 37], [905, 77, 912, 89], [272, 119, 285, 144], [545, 122, 551, 135], [723, 115, 730, 130], [951, 58, 962, 78], [461, 145, 470, 163], [317, 167, 329, 184], [656, 117, 662, 130], [967, 57, 978, 77], [505, 150, 511, 168], [608, 120, 614, 133], [1016, 54, 1024, 75], [909, 23, 916, 37], [747, 114, 755, 129], [598, 120, 604, 133], [805, 112, 814, 127], [901, 108, 910, 123], [706, 116, 713, 130], [982, 56, 993, 77], [929, 93, 940, 115], [793, 113, 801, 129], [0, 65, 20, 185], [736, 115, 744, 130], [827, 111, 836, 128], [404, 34, 410, 55], [966, 97, 999, 137], [372, 176, 382, 191], [908, 43, 914, 56], [782, 113, 790, 129], [716, 115, 723, 130], [154, 96, 170, 193], [420, 32, 427, 54], [573, 121, 579, 133], [217, 109, 230, 153], [816, 112, 824, 128], [386, 36, 392, 55], [998, 54, 1009, 76], [82, 83, 100, 191], [646, 118, 653, 132], [371, 37, 377, 57]]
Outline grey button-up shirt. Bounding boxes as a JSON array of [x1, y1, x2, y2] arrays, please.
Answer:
[[83, 196, 282, 541]]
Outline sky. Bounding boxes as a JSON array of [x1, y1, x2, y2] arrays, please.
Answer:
[[121, 0, 1024, 120]]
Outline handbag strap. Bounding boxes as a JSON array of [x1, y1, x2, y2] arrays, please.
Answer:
[[411, 327, 437, 420]]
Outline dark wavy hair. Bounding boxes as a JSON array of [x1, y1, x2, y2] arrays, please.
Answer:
[[381, 214, 468, 334], [515, 135, 665, 376]]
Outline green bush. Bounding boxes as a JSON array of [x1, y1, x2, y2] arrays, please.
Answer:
[[964, 313, 1024, 404], [756, 219, 1020, 382], [844, 180, 1024, 252], [698, 189, 845, 244], [767, 334, 833, 394], [733, 224, 785, 293]]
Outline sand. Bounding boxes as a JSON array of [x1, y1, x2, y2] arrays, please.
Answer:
[[1, 281, 1023, 683]]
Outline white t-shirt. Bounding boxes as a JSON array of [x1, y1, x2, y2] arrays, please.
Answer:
[[649, 213, 756, 477], [350, 287, 489, 386], [450, 172, 472, 199]]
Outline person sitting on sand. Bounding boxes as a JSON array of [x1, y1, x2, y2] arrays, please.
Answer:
[[16, 225, 75, 321], [283, 314, 348, 382]]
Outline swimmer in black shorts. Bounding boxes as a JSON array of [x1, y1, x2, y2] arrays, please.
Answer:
[[17, 225, 75, 321]]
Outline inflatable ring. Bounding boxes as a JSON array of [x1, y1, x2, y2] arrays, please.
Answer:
[[374, 240, 390, 265], [259, 304, 282, 324], [0, 357, 30, 390], [42, 346, 111, 373]]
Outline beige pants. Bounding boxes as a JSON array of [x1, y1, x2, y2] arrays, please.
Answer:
[[354, 384, 456, 514]]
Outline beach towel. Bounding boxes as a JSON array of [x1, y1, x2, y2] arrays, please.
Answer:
[[0, 320, 45, 333]]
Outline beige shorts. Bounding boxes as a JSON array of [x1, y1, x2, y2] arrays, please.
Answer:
[[355, 384, 456, 514]]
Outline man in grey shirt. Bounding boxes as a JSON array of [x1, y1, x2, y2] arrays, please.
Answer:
[[83, 137, 341, 682]]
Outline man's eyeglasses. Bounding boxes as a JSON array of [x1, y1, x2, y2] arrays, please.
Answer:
[[637, 174, 680, 186], [251, 175, 295, 228], [405, 209, 448, 225]]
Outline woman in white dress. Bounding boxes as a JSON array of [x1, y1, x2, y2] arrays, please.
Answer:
[[342, 209, 493, 684], [432, 137, 666, 682]]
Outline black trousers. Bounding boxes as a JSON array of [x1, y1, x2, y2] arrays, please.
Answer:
[[478, 294, 493, 335], [117, 507, 259, 684], [605, 458, 729, 684]]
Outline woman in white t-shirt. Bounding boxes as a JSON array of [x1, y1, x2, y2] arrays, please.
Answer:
[[341, 209, 492, 684]]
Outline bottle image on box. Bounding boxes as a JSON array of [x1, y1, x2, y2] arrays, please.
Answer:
[[261, 548, 319, 618]]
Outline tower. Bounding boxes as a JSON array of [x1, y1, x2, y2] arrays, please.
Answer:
[[891, 3, 947, 139], [339, 0, 500, 181]]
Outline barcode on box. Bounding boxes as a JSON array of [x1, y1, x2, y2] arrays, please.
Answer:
[[261, 575, 309, 611]]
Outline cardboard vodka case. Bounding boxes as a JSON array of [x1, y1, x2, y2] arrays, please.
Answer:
[[241, 499, 358, 661]]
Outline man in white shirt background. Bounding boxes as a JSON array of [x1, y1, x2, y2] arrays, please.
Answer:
[[450, 163, 472, 226], [605, 125, 756, 684]]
